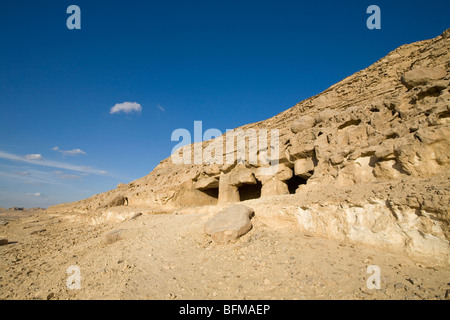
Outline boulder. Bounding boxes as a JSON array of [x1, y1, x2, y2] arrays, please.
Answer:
[[291, 115, 316, 134], [256, 163, 292, 184], [261, 179, 289, 197], [314, 109, 337, 124], [275, 164, 293, 181], [401, 67, 446, 89], [228, 167, 256, 186], [204, 205, 254, 242], [105, 195, 128, 208], [104, 229, 124, 244], [294, 158, 315, 178]]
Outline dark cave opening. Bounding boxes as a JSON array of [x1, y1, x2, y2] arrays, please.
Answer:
[[238, 181, 262, 202], [287, 175, 308, 194]]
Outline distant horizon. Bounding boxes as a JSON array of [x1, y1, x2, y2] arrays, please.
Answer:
[[1, 0, 449, 208]]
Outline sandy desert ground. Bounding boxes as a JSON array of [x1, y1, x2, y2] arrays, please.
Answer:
[[1, 204, 449, 300]]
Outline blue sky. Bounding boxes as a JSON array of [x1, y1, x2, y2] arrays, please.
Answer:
[[0, 0, 449, 208]]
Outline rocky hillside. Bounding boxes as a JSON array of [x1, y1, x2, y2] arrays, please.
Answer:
[[48, 29, 450, 265]]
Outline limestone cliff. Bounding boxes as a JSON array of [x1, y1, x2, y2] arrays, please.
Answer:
[[48, 29, 450, 265]]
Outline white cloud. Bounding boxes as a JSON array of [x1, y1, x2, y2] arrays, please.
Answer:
[[110, 102, 142, 114], [27, 192, 42, 197], [52, 147, 86, 156], [62, 149, 86, 156], [25, 154, 43, 160], [157, 104, 166, 112], [0, 150, 108, 176]]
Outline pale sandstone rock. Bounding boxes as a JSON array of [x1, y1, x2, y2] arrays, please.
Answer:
[[291, 115, 316, 134], [294, 158, 315, 178], [105, 195, 128, 208], [204, 205, 254, 242], [228, 166, 257, 187], [261, 179, 289, 197], [218, 173, 240, 204], [256, 163, 293, 183], [401, 67, 447, 89], [194, 176, 219, 190], [314, 109, 337, 124]]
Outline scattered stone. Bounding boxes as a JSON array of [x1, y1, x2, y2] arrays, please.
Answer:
[[104, 229, 124, 244], [0, 238, 8, 246], [34, 290, 54, 300], [394, 283, 405, 291], [363, 256, 373, 264], [127, 212, 142, 221], [204, 205, 254, 243], [29, 228, 46, 235], [166, 293, 177, 300]]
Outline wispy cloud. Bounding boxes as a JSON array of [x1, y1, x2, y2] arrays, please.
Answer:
[[0, 150, 108, 176], [25, 154, 43, 160], [15, 171, 30, 176], [0, 169, 63, 186], [26, 192, 42, 197], [52, 146, 86, 156], [110, 102, 142, 114], [53, 171, 82, 180], [157, 104, 165, 112], [60, 174, 82, 180]]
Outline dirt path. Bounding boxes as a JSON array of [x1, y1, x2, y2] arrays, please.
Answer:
[[1, 210, 449, 300]]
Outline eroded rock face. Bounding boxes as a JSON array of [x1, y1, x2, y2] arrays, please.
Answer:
[[48, 29, 450, 265], [204, 205, 254, 243]]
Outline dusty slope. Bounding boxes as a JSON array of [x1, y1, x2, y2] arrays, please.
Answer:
[[1, 209, 449, 300]]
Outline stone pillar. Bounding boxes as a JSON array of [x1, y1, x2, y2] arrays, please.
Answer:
[[218, 173, 240, 204]]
